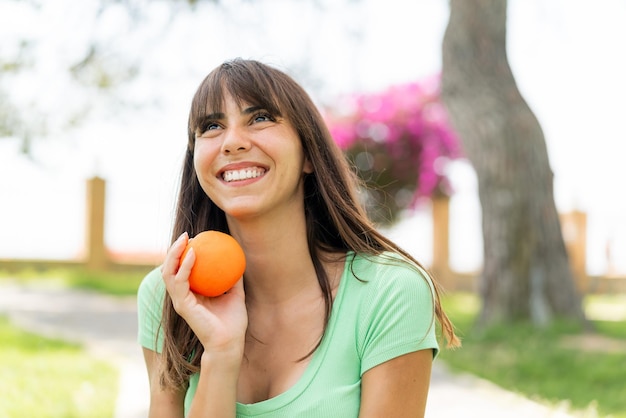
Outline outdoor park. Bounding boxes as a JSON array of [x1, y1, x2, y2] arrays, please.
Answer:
[[1, 0, 626, 417]]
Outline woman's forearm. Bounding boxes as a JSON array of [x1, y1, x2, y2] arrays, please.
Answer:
[[187, 351, 241, 418]]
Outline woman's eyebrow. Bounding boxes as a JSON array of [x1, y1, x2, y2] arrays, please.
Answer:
[[201, 112, 225, 120], [242, 105, 263, 115], [197, 106, 264, 126]]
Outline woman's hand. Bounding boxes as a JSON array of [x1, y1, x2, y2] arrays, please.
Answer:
[[161, 232, 248, 360]]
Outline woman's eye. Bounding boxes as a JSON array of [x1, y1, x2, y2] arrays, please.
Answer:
[[198, 122, 220, 135], [253, 112, 274, 123], [196, 122, 221, 138]]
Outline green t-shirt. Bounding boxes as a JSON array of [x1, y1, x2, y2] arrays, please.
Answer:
[[137, 252, 439, 417]]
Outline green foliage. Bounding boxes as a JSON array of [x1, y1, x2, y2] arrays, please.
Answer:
[[62, 268, 147, 296], [0, 267, 147, 296], [440, 292, 626, 417], [0, 316, 119, 418]]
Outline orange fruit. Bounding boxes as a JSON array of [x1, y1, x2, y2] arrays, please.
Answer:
[[179, 231, 246, 297]]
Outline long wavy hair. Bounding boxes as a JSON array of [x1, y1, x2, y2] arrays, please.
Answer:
[[159, 58, 460, 389]]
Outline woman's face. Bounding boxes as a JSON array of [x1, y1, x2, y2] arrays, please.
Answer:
[[193, 93, 313, 221]]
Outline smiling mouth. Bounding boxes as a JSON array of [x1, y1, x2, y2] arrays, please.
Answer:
[[222, 167, 267, 182]]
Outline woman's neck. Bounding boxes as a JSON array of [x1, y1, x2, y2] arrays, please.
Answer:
[[227, 214, 319, 306]]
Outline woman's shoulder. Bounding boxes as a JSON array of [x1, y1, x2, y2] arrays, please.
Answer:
[[137, 266, 166, 303], [136, 267, 166, 351], [343, 251, 436, 311], [350, 251, 433, 289], [346, 252, 439, 365]]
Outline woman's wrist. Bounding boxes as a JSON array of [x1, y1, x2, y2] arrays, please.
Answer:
[[200, 347, 243, 376]]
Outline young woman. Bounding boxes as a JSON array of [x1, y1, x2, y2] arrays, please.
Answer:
[[138, 58, 460, 418]]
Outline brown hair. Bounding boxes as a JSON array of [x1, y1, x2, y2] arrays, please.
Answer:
[[159, 58, 460, 389]]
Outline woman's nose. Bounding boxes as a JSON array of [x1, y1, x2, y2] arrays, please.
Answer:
[[221, 127, 251, 154]]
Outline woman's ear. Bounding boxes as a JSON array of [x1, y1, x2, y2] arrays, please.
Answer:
[[303, 158, 314, 174]]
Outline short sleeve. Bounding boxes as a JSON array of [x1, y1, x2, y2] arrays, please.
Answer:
[[137, 267, 166, 352], [356, 260, 438, 375]]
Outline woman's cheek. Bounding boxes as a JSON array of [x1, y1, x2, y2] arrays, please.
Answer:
[[193, 141, 218, 175]]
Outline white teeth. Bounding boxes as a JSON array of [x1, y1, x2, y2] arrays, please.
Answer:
[[223, 168, 265, 182]]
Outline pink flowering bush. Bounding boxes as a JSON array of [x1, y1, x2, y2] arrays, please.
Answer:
[[325, 76, 462, 225]]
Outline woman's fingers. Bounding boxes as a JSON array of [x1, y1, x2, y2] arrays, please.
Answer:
[[162, 232, 193, 309], [162, 233, 188, 278], [171, 246, 195, 305]]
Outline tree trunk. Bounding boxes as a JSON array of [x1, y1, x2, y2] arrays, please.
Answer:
[[440, 0, 588, 328]]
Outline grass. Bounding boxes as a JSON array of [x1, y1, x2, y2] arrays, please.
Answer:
[[439, 292, 626, 417], [0, 316, 119, 418], [61, 268, 147, 296], [0, 266, 148, 296]]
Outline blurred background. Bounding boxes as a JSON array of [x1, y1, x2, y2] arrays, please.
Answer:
[[1, 0, 625, 278], [2, 1, 626, 417]]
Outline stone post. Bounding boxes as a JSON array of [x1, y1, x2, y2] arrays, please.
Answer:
[[560, 210, 588, 292], [85, 176, 108, 270], [432, 195, 453, 290]]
